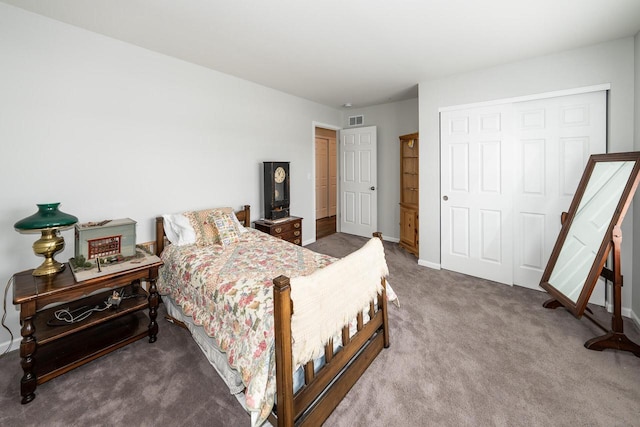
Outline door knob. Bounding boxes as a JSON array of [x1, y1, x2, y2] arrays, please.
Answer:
[[443, 195, 448, 201], [370, 186, 376, 191]]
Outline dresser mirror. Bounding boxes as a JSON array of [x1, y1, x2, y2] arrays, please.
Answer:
[[541, 152, 640, 317]]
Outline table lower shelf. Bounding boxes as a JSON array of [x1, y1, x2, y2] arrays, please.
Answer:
[[35, 311, 149, 384]]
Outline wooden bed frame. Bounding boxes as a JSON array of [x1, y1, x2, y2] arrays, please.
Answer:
[[155, 205, 390, 427]]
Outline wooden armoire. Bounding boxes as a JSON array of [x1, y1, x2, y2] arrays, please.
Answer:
[[399, 132, 419, 255]]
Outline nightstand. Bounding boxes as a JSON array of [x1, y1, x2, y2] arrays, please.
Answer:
[[12, 257, 163, 404], [254, 216, 303, 245]]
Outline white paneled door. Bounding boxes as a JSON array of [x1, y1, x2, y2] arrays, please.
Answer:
[[339, 126, 377, 238], [441, 91, 606, 302], [512, 92, 606, 294], [440, 105, 514, 284]]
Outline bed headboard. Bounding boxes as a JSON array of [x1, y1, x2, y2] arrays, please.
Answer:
[[154, 204, 251, 256]]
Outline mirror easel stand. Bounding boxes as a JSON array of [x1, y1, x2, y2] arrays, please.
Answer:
[[544, 225, 640, 357], [583, 226, 640, 356]]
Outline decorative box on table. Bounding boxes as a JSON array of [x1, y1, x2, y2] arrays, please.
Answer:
[[74, 218, 137, 261]]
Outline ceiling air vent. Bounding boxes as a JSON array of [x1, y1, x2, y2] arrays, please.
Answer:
[[348, 115, 364, 127]]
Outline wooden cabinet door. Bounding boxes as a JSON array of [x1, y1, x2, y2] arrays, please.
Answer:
[[399, 205, 418, 255]]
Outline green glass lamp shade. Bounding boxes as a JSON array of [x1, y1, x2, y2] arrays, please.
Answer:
[[14, 203, 78, 231], [15, 203, 78, 276]]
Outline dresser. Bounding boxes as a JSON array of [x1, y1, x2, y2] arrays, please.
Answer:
[[254, 216, 303, 245]]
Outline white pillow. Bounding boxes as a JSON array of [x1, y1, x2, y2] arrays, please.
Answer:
[[162, 213, 196, 245], [230, 211, 248, 234]]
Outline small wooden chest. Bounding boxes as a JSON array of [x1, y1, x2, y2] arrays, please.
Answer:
[[254, 216, 302, 246]]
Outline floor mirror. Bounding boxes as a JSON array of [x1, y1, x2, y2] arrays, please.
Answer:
[[540, 151, 640, 357]]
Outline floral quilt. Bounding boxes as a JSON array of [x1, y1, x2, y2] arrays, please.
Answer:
[[156, 228, 334, 425]]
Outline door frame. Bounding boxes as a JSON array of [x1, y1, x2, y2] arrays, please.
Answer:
[[439, 84, 610, 113], [312, 121, 341, 242]]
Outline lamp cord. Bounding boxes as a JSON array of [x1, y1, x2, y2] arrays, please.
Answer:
[[2, 278, 14, 356], [1, 283, 147, 354], [53, 303, 113, 324], [48, 286, 146, 326]]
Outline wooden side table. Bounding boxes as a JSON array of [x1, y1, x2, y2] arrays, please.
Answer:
[[12, 257, 163, 404], [254, 216, 303, 245]]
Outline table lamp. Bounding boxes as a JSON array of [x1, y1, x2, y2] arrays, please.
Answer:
[[14, 203, 78, 276]]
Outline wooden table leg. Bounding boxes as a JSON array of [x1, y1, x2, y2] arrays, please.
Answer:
[[147, 274, 159, 343], [19, 302, 37, 404]]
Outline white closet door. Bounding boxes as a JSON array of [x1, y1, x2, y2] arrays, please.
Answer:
[[512, 91, 606, 295], [440, 91, 607, 305], [440, 105, 514, 284]]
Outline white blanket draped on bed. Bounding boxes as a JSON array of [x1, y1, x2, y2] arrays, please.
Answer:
[[289, 237, 389, 367]]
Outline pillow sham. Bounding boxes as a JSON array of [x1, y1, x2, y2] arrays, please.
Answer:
[[163, 207, 245, 246], [184, 207, 234, 246], [209, 210, 240, 247]]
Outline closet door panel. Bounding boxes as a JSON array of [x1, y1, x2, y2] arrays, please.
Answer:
[[441, 105, 513, 285], [513, 91, 606, 302], [315, 137, 329, 219], [329, 138, 337, 216], [440, 90, 606, 301]]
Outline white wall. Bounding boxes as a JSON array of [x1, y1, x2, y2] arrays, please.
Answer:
[[419, 37, 638, 315], [0, 4, 341, 351], [340, 98, 419, 241]]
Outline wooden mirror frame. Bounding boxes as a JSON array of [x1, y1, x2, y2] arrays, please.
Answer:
[[540, 151, 640, 318]]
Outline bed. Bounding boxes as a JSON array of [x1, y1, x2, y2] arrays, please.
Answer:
[[154, 205, 391, 426]]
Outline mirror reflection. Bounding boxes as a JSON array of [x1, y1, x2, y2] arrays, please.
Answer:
[[548, 161, 635, 302]]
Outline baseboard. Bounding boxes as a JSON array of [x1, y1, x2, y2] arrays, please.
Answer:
[[307, 234, 395, 245], [630, 309, 640, 330], [0, 337, 19, 355], [613, 304, 639, 330], [418, 259, 441, 270]]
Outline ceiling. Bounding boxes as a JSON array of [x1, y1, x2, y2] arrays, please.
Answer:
[[4, 0, 640, 109]]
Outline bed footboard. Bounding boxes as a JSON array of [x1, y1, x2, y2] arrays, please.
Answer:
[[270, 233, 390, 426]]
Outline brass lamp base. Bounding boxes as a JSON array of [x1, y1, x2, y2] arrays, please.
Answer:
[[32, 228, 66, 276]]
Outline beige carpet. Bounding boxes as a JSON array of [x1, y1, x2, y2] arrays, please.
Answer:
[[2, 233, 639, 426]]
